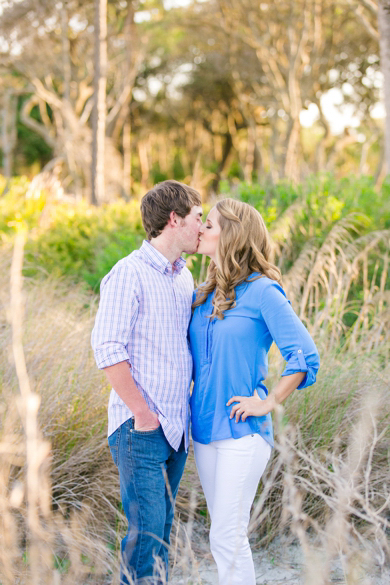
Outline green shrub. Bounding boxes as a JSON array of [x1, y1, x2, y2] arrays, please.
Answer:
[[221, 173, 386, 226], [0, 175, 46, 235], [23, 200, 145, 289], [1, 173, 388, 292]]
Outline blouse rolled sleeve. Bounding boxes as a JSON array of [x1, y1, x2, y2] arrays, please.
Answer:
[[259, 280, 320, 389], [91, 260, 139, 370]]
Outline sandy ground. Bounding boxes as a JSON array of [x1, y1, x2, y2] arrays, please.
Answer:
[[182, 540, 304, 585], [171, 535, 390, 585]]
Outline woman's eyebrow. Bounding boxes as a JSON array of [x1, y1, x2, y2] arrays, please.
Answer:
[[206, 218, 213, 225]]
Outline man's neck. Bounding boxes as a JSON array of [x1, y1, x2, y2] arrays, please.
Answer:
[[149, 237, 182, 266]]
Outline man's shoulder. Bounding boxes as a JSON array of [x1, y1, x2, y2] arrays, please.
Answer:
[[110, 250, 142, 273], [100, 250, 143, 289]]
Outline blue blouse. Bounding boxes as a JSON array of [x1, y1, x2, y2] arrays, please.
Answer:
[[189, 275, 320, 447]]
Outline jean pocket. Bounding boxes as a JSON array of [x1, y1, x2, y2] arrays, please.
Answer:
[[131, 425, 161, 436], [108, 429, 120, 466]]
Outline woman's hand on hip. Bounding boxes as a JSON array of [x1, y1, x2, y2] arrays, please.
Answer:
[[227, 390, 275, 422]]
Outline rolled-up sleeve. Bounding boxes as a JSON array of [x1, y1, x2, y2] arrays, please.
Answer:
[[91, 260, 140, 369], [259, 281, 320, 389]]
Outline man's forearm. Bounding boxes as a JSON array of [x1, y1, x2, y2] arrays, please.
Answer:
[[103, 361, 150, 416]]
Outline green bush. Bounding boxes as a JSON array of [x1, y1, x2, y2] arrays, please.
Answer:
[[23, 201, 145, 290], [0, 175, 46, 235], [1, 173, 388, 292], [223, 174, 387, 228]]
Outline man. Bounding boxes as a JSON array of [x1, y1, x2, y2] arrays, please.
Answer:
[[91, 180, 202, 584]]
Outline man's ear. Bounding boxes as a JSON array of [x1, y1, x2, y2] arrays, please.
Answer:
[[168, 210, 179, 228]]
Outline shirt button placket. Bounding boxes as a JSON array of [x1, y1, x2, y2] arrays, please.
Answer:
[[172, 272, 186, 445]]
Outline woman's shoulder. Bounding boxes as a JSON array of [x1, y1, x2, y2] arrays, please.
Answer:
[[243, 275, 287, 305], [246, 273, 284, 292]]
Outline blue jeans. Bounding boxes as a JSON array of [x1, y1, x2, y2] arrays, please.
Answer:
[[108, 418, 187, 584]]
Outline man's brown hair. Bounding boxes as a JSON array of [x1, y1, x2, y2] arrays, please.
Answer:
[[141, 180, 202, 239]]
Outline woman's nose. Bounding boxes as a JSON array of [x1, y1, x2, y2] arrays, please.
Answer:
[[199, 224, 205, 233]]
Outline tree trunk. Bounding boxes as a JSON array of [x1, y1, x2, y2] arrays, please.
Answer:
[[2, 91, 17, 177], [374, 136, 387, 185], [325, 130, 359, 171], [284, 116, 301, 182], [359, 130, 380, 175], [91, 0, 107, 205], [123, 117, 132, 197], [314, 98, 333, 172], [138, 139, 150, 188], [243, 123, 256, 183], [378, 1, 390, 175], [268, 126, 279, 184], [253, 124, 264, 180], [61, 3, 71, 104], [210, 132, 233, 193]]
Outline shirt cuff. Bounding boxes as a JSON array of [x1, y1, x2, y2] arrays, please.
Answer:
[[282, 348, 318, 389], [93, 343, 130, 370]]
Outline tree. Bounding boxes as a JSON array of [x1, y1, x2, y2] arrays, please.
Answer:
[[91, 0, 107, 205], [346, 0, 390, 176], [0, 0, 148, 198], [378, 1, 390, 174], [0, 0, 386, 188], [1, 89, 17, 177]]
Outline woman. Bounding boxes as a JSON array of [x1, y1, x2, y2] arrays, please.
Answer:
[[189, 199, 320, 585]]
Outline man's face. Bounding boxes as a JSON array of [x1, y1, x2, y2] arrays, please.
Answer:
[[178, 205, 203, 254]]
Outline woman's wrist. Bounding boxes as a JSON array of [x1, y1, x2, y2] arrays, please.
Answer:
[[261, 393, 276, 415], [250, 393, 275, 416]]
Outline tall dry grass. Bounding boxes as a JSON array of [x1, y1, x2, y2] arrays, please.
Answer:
[[0, 213, 389, 583]]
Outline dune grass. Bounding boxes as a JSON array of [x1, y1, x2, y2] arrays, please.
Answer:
[[0, 182, 389, 583]]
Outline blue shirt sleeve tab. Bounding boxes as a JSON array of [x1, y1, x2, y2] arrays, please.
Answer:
[[297, 349, 307, 371]]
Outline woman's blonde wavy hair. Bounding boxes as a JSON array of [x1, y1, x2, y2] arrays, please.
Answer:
[[192, 198, 282, 319]]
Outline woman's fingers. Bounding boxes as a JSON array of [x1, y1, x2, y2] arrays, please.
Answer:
[[227, 393, 270, 421], [229, 402, 240, 419], [226, 396, 241, 406], [229, 399, 252, 421], [235, 407, 244, 422]]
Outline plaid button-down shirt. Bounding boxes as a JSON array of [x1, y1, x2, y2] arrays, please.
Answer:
[[91, 240, 194, 451]]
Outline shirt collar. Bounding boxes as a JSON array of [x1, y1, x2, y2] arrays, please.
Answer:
[[140, 240, 186, 276]]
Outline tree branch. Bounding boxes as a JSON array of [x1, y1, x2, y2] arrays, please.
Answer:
[[20, 96, 56, 149], [346, 0, 379, 40]]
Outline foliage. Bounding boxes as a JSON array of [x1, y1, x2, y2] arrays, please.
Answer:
[[1, 174, 388, 294], [0, 230, 388, 582], [1, 169, 389, 582], [0, 175, 45, 234], [222, 173, 388, 231], [0, 178, 144, 290], [24, 202, 144, 292], [16, 96, 54, 168], [0, 0, 386, 191]]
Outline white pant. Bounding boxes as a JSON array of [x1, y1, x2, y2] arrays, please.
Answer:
[[193, 434, 271, 585]]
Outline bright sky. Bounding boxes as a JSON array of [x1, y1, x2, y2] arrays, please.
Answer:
[[300, 89, 385, 134]]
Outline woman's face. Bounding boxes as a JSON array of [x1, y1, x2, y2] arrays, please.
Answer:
[[197, 206, 221, 262]]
